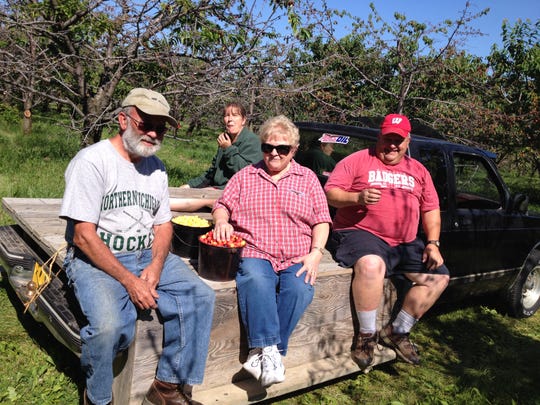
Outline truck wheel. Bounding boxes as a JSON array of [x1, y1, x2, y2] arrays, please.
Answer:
[[507, 264, 540, 318]]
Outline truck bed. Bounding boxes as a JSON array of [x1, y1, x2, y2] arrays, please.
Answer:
[[1, 191, 397, 404]]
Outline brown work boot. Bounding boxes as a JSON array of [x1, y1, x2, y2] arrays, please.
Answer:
[[83, 389, 112, 405], [379, 324, 420, 365], [83, 389, 93, 405], [351, 332, 378, 369], [143, 379, 199, 405]]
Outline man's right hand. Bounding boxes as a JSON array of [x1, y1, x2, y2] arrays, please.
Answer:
[[124, 274, 159, 310], [358, 188, 382, 205]]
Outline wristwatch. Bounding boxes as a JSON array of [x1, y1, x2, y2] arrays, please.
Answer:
[[427, 240, 440, 248]]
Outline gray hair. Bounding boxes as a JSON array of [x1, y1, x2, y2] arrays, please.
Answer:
[[258, 115, 299, 146]]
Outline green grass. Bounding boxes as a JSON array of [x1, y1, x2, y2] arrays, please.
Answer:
[[0, 118, 539, 404], [0, 122, 217, 200], [502, 172, 540, 213], [271, 302, 540, 405], [0, 280, 82, 404]]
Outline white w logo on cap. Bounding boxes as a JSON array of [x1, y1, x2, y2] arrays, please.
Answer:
[[391, 117, 403, 124]]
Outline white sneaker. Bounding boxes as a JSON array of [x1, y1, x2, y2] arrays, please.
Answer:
[[260, 345, 285, 387], [243, 348, 263, 380]]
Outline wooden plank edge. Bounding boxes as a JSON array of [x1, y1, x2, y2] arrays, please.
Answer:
[[191, 346, 397, 404]]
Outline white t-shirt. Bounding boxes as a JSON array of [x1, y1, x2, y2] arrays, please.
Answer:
[[60, 139, 171, 254]]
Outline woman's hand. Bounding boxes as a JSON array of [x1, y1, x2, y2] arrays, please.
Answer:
[[217, 132, 232, 149], [213, 219, 234, 242], [293, 249, 323, 286]]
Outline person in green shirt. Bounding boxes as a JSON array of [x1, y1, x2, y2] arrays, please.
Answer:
[[171, 102, 262, 211], [297, 138, 337, 176]]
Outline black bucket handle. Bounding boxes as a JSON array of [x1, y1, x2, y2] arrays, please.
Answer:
[[173, 230, 199, 248]]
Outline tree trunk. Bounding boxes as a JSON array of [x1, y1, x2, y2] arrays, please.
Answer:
[[80, 119, 104, 147], [22, 100, 32, 135]]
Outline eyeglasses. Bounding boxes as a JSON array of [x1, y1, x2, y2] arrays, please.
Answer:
[[125, 113, 167, 136], [261, 143, 292, 155]]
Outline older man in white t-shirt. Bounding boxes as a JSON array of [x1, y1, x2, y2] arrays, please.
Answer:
[[60, 88, 215, 405]]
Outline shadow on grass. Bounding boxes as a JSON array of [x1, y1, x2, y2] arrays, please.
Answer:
[[424, 295, 540, 405], [261, 294, 539, 405]]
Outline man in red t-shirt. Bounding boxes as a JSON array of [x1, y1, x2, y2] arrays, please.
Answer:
[[324, 113, 449, 368]]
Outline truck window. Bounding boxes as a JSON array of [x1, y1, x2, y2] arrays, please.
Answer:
[[417, 148, 448, 211], [297, 129, 375, 167], [453, 153, 503, 209], [297, 129, 376, 188]]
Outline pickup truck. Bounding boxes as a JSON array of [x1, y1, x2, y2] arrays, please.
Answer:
[[0, 121, 538, 403], [296, 121, 540, 318]]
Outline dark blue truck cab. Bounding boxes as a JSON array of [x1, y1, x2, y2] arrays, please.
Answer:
[[296, 121, 540, 317]]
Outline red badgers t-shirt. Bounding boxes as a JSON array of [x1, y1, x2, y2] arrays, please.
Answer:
[[324, 148, 440, 246]]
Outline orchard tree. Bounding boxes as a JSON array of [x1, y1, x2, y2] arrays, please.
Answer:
[[281, 2, 491, 125], [487, 19, 540, 175], [286, 2, 538, 176], [0, 0, 324, 144]]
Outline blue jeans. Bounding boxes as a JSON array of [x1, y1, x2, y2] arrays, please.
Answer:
[[236, 258, 314, 355], [64, 248, 215, 405]]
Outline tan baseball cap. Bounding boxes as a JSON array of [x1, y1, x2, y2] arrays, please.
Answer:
[[121, 88, 178, 128]]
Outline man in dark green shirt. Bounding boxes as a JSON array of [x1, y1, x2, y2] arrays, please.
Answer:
[[297, 139, 337, 176]]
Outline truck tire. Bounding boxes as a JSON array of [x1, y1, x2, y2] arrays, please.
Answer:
[[507, 263, 540, 318]]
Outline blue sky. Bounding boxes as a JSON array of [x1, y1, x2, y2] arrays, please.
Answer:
[[319, 0, 539, 57]]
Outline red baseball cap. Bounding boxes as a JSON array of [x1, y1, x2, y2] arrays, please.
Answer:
[[380, 114, 411, 138]]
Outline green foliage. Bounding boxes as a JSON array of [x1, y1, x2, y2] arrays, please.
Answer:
[[501, 170, 540, 212], [0, 1, 537, 173], [0, 120, 79, 198], [0, 104, 21, 126], [485, 19, 540, 175]]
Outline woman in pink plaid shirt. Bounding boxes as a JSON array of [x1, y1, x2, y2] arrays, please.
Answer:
[[212, 115, 332, 388]]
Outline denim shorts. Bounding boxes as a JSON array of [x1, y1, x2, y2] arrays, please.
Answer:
[[330, 229, 450, 277]]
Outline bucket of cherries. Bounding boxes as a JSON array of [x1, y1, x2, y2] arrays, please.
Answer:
[[197, 231, 246, 281]]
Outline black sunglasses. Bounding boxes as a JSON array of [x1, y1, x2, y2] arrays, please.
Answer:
[[125, 113, 167, 136], [261, 143, 292, 155]]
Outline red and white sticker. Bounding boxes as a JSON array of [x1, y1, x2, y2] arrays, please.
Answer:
[[318, 133, 350, 144]]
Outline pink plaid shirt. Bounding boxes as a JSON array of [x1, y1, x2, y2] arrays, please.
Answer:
[[214, 160, 332, 271]]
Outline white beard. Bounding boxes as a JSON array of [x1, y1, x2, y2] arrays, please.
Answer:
[[122, 124, 162, 158]]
